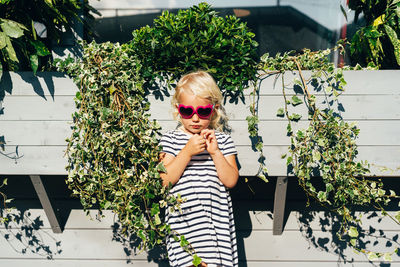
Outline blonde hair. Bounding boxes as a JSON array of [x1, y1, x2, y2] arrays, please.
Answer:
[[172, 70, 229, 132]]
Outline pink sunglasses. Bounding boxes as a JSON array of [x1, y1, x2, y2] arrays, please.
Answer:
[[177, 104, 214, 119]]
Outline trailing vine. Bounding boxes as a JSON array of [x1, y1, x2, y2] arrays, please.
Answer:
[[251, 46, 400, 260]]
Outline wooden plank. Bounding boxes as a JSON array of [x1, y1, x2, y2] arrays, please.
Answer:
[[1, 145, 400, 176], [1, 72, 78, 96], [0, 227, 399, 261], [0, 260, 168, 267], [3, 70, 400, 97], [1, 96, 75, 120], [2, 94, 400, 121], [273, 176, 288, 235], [256, 70, 400, 96], [29, 175, 62, 233], [2, 204, 398, 232], [2, 120, 400, 146], [158, 120, 400, 146], [0, 259, 396, 267], [150, 95, 400, 121], [0, 121, 72, 146]]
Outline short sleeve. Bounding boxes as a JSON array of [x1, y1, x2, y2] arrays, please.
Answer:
[[160, 132, 177, 157], [221, 134, 237, 157]]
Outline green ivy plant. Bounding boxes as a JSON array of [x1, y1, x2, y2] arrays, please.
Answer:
[[0, 178, 13, 224], [56, 41, 203, 265], [255, 46, 400, 260], [0, 0, 99, 78], [345, 0, 400, 68], [56, 41, 174, 249]]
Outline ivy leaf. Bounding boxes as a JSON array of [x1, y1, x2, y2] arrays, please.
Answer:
[[104, 201, 111, 209], [192, 254, 202, 266], [180, 235, 189, 248], [383, 252, 392, 262], [154, 214, 161, 225], [395, 211, 400, 223], [291, 95, 303, 106], [348, 226, 359, 238], [276, 108, 285, 117], [312, 150, 321, 161], [156, 162, 167, 173], [108, 84, 116, 94], [257, 173, 268, 183], [367, 252, 379, 261], [289, 113, 302, 121]]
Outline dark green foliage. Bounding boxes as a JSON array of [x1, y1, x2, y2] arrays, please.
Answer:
[[0, 0, 99, 78], [347, 0, 400, 68], [128, 2, 258, 94]]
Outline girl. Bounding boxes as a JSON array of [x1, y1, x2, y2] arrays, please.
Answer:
[[159, 70, 239, 267]]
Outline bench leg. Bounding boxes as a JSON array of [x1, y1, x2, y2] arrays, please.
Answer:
[[273, 176, 288, 235], [30, 175, 62, 233]]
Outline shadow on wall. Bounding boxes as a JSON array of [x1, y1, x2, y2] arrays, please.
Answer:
[[0, 72, 66, 163], [0, 208, 62, 259], [287, 177, 400, 266]]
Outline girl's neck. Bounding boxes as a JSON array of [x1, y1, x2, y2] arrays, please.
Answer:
[[178, 126, 213, 136]]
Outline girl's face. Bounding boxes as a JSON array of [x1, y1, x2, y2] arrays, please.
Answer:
[[177, 90, 214, 135]]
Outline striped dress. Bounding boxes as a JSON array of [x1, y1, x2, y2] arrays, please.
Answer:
[[160, 129, 239, 267]]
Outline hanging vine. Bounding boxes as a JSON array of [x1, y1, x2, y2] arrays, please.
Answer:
[[249, 45, 400, 260]]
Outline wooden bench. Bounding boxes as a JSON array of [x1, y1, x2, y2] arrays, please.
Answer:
[[1, 70, 399, 234]]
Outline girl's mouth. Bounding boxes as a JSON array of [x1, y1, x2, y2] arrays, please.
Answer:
[[191, 125, 201, 129]]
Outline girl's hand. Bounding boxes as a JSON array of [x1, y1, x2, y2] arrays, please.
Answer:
[[201, 129, 220, 155], [183, 134, 206, 156]]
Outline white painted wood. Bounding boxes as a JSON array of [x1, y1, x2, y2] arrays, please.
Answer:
[[2, 204, 398, 232], [0, 208, 398, 262], [1, 71, 400, 174], [1, 72, 78, 96], [2, 94, 400, 121], [3, 70, 400, 97], [150, 94, 400, 121], [0, 260, 397, 267], [2, 120, 400, 146], [1, 145, 399, 175], [3, 71, 400, 97]]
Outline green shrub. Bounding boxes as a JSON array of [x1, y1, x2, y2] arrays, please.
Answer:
[[128, 2, 259, 95]]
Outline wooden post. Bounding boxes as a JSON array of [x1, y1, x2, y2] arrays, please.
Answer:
[[29, 175, 62, 233], [273, 176, 288, 235]]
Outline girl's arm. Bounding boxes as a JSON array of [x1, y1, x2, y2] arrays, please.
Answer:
[[159, 150, 191, 187], [202, 129, 239, 188], [159, 134, 207, 187], [209, 152, 239, 188]]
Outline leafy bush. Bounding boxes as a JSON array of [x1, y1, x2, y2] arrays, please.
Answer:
[[347, 0, 400, 68], [0, 0, 99, 78], [56, 41, 177, 249], [128, 2, 258, 95]]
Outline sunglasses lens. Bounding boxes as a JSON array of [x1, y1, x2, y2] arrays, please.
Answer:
[[179, 106, 194, 118], [197, 107, 213, 118]]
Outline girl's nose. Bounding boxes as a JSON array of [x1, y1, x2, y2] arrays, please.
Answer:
[[191, 113, 200, 122]]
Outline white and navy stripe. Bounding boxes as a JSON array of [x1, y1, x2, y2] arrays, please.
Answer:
[[160, 129, 238, 267]]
